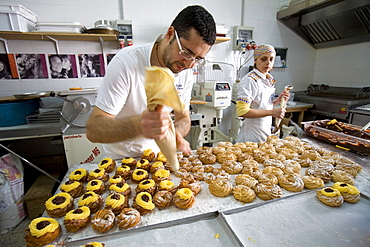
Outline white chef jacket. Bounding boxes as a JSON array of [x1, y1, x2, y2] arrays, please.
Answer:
[[236, 69, 276, 143], [95, 35, 193, 159]]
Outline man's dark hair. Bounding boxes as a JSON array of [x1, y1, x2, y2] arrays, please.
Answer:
[[171, 5, 216, 46]]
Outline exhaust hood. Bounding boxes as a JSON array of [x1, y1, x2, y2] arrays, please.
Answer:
[[277, 0, 370, 49]]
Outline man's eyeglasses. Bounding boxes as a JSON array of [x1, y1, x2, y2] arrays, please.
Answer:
[[174, 30, 205, 64]]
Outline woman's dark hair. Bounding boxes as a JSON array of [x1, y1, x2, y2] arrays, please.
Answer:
[[171, 5, 216, 46]]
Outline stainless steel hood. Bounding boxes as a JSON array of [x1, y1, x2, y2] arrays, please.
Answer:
[[277, 0, 370, 49]]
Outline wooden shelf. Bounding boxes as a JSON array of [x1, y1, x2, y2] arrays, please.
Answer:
[[215, 36, 231, 44], [0, 31, 118, 41]]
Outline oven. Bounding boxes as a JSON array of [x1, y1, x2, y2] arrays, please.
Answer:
[[294, 85, 370, 122]]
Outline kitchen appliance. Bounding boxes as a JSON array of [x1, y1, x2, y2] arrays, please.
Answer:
[[58, 88, 104, 166], [190, 81, 232, 148], [349, 107, 370, 126], [294, 86, 370, 122], [277, 0, 370, 49]]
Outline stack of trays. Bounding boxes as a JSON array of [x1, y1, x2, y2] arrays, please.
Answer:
[[33, 22, 86, 33]]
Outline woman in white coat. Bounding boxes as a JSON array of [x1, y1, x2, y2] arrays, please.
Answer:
[[236, 44, 290, 143]]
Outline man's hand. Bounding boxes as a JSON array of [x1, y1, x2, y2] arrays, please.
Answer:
[[176, 131, 192, 156], [141, 105, 171, 140]]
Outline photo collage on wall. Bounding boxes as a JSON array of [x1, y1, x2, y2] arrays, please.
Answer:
[[0, 53, 118, 80]]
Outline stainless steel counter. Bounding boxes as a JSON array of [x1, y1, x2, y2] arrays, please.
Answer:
[[0, 123, 61, 141]]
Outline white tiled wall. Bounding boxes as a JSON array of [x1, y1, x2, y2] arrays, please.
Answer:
[[0, 0, 369, 97]]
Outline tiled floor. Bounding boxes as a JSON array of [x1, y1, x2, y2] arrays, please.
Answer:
[[0, 216, 32, 247]]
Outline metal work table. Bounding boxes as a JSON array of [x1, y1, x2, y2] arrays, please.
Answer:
[[282, 101, 314, 127], [45, 136, 370, 247], [0, 123, 61, 141]]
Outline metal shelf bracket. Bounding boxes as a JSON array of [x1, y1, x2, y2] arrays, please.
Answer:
[[46, 35, 60, 54]]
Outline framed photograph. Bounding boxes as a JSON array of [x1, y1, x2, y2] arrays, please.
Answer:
[[15, 54, 48, 79], [0, 54, 18, 79], [48, 54, 78, 79], [106, 54, 116, 65], [78, 54, 105, 77]]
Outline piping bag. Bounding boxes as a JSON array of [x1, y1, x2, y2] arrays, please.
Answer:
[[273, 85, 293, 134], [144, 66, 185, 173]]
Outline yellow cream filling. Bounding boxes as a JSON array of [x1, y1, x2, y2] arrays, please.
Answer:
[[321, 187, 341, 197], [117, 165, 130, 172], [139, 179, 155, 189], [333, 182, 360, 195], [157, 154, 167, 162], [137, 159, 149, 168], [60, 181, 80, 192], [136, 192, 155, 210], [159, 180, 174, 190], [109, 175, 123, 184], [83, 242, 103, 247], [143, 149, 153, 156], [86, 180, 103, 191], [99, 158, 113, 169], [78, 192, 99, 206], [89, 168, 105, 178], [133, 169, 148, 180], [69, 168, 87, 180], [106, 193, 125, 208], [29, 217, 59, 238], [122, 157, 135, 164], [109, 183, 129, 192], [64, 206, 90, 220], [176, 188, 193, 200], [154, 169, 170, 178], [45, 192, 72, 210], [152, 161, 164, 168]]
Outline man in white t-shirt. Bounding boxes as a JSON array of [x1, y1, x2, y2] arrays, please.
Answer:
[[86, 5, 217, 159]]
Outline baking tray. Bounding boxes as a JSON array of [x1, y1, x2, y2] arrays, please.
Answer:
[[65, 211, 242, 247], [221, 191, 370, 247], [303, 120, 370, 155]]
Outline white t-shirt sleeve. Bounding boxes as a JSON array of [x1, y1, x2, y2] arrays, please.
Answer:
[[238, 75, 258, 104], [95, 54, 132, 116]]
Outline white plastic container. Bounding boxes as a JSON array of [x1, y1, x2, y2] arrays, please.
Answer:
[[0, 4, 37, 32], [33, 22, 86, 33]]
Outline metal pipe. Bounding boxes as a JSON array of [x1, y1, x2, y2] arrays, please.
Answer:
[[0, 143, 61, 183]]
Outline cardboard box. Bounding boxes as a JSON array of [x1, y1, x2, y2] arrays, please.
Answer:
[[23, 174, 58, 219]]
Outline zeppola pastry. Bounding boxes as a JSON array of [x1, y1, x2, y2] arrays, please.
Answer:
[[131, 169, 149, 183], [233, 184, 256, 203], [86, 179, 105, 194], [316, 187, 343, 207], [141, 149, 156, 162], [78, 191, 104, 213], [331, 170, 354, 185], [150, 161, 165, 174], [98, 158, 116, 173], [108, 174, 125, 186], [117, 208, 141, 229], [105, 193, 128, 215], [63, 206, 91, 232], [235, 174, 258, 189], [153, 190, 173, 208], [254, 183, 282, 201], [152, 169, 171, 183], [136, 179, 157, 195], [115, 165, 132, 180], [332, 182, 360, 203], [174, 188, 195, 209], [45, 192, 74, 218], [88, 168, 109, 182], [199, 153, 217, 164], [132, 191, 155, 215], [60, 180, 85, 198], [208, 178, 233, 197], [179, 179, 202, 195], [91, 209, 115, 233], [69, 168, 88, 182], [121, 157, 137, 170], [278, 174, 304, 192], [302, 175, 325, 190], [158, 180, 178, 194], [25, 217, 61, 247], [136, 159, 151, 171], [109, 182, 131, 197], [221, 160, 243, 174]]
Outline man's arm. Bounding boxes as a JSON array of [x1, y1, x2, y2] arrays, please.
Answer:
[[173, 109, 192, 155], [86, 107, 143, 143]]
